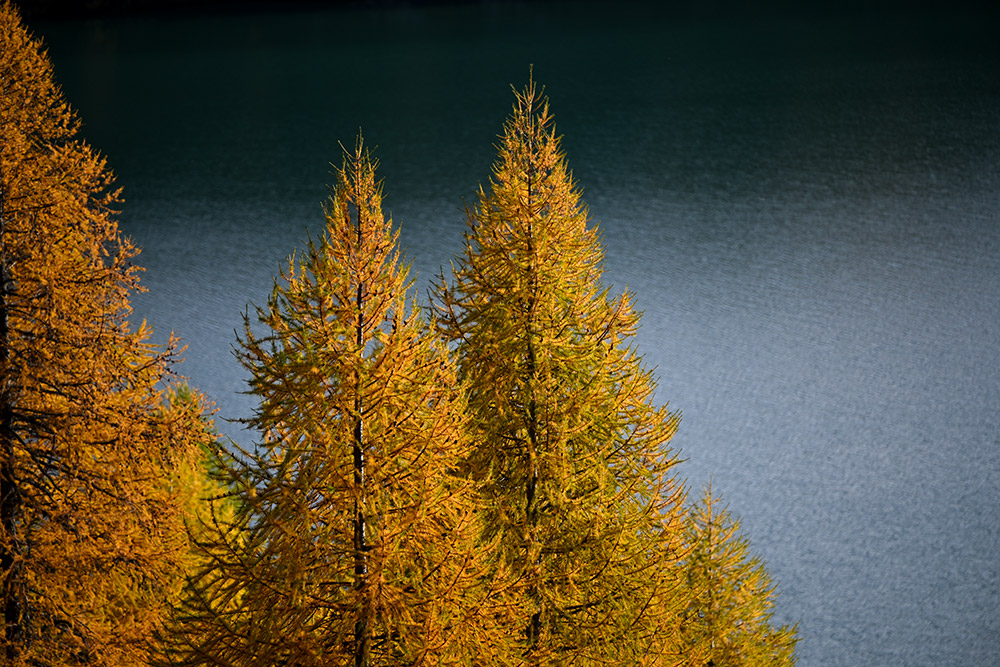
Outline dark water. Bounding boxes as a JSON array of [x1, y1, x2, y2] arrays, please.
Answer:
[[38, 4, 1000, 664]]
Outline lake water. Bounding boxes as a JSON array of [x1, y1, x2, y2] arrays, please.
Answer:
[[37, 3, 999, 664]]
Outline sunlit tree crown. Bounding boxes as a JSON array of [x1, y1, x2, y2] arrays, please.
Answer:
[[164, 140, 502, 667], [438, 77, 688, 666], [1, 3, 214, 665], [681, 485, 798, 666]]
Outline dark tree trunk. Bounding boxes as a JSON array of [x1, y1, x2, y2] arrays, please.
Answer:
[[0, 179, 23, 664], [352, 209, 369, 667], [523, 145, 543, 660]]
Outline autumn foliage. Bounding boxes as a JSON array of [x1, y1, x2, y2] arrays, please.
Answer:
[[680, 486, 798, 666], [1, 3, 214, 666], [435, 79, 690, 665], [160, 141, 505, 667], [2, 4, 797, 665]]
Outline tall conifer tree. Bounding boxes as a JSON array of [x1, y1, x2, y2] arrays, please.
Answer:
[[163, 141, 499, 667], [680, 486, 798, 666], [0, 3, 213, 665], [437, 78, 689, 665]]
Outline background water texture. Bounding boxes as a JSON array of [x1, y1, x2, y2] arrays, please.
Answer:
[[37, 3, 999, 664]]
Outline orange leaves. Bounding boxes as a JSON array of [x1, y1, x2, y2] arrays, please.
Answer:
[[0, 18, 800, 660], [1, 4, 214, 665], [167, 139, 501, 667], [162, 76, 795, 667], [434, 78, 694, 665]]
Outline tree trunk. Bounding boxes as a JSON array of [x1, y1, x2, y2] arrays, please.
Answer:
[[0, 178, 23, 664], [523, 145, 543, 660], [352, 211, 369, 667], [353, 391, 369, 667]]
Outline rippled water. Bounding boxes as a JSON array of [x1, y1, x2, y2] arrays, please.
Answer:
[[39, 4, 1000, 664]]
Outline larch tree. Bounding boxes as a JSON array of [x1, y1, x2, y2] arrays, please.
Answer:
[[161, 141, 503, 667], [436, 78, 690, 665], [1, 3, 214, 665], [680, 486, 798, 667]]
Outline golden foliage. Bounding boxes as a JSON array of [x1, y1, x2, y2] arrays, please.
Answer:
[[436, 77, 690, 665], [1, 3, 214, 665], [680, 486, 798, 666], [1, 12, 798, 659], [163, 141, 503, 667]]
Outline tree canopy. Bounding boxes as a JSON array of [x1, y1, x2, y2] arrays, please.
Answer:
[[436, 77, 692, 665], [680, 485, 798, 666], [2, 7, 797, 661], [162, 141, 505, 667], [1, 2, 214, 665]]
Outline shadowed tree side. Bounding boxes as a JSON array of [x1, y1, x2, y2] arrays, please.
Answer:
[[0, 3, 214, 665], [680, 486, 798, 666], [436, 78, 690, 666], [161, 140, 505, 667]]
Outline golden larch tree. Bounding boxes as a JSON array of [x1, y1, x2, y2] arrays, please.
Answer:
[[162, 141, 502, 667], [680, 486, 798, 666], [436, 78, 690, 665], [0, 3, 214, 665]]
